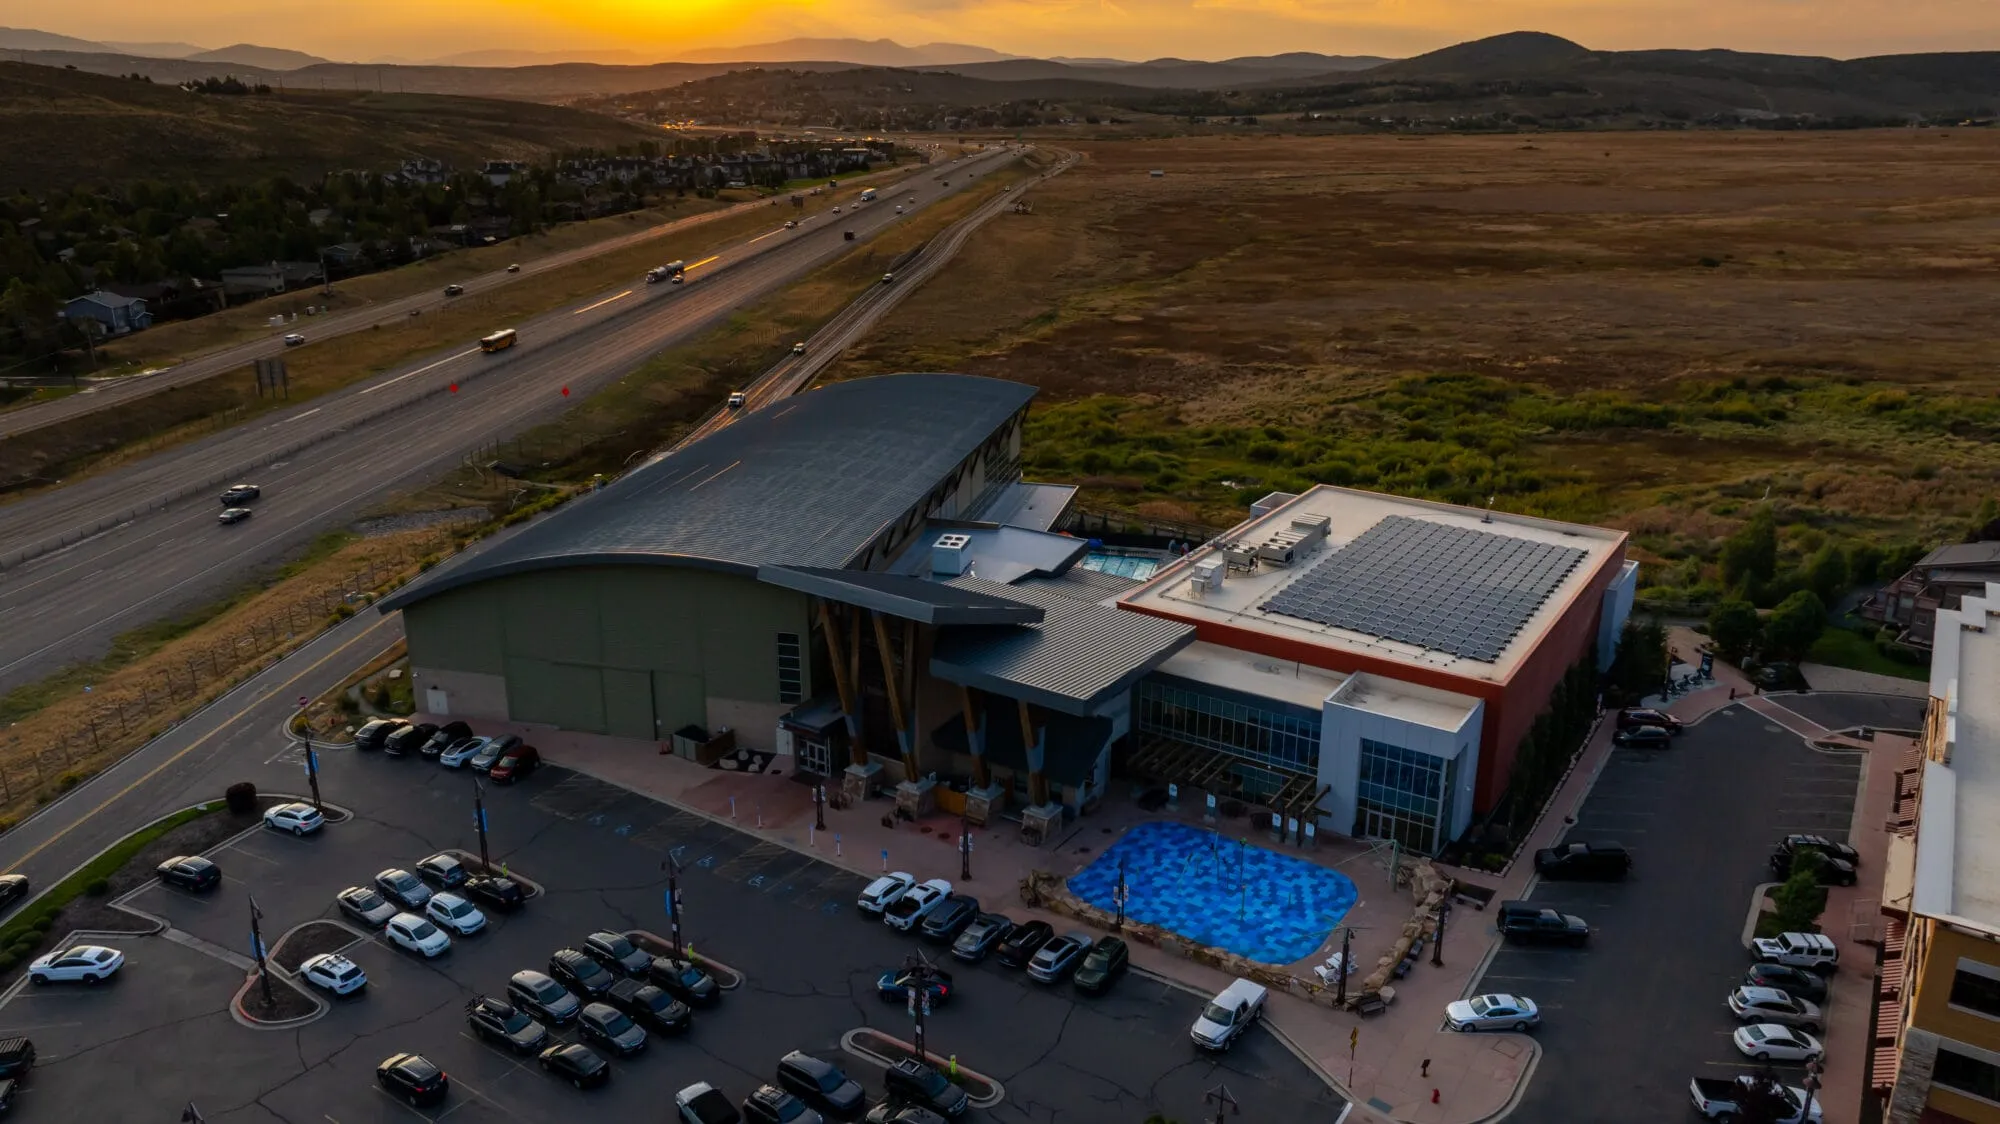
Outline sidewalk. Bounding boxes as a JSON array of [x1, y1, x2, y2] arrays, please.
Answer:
[[424, 676, 1745, 1124]]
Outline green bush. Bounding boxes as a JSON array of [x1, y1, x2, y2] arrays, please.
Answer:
[[83, 878, 109, 897], [0, 954, 16, 972], [225, 782, 258, 815]]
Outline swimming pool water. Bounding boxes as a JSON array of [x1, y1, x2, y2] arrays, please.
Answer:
[[1066, 821, 1357, 965], [1081, 553, 1160, 580]]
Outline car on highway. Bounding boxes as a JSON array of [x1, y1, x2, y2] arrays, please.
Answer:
[[832, 206, 841, 214], [377, 1053, 448, 1107], [1733, 1023, 1823, 1063], [263, 802, 324, 836], [539, 1042, 612, 1089], [354, 717, 405, 751], [416, 853, 469, 889], [727, 391, 748, 408], [157, 855, 221, 893], [920, 896, 979, 943], [743, 1084, 823, 1124], [857, 872, 915, 917], [997, 920, 1054, 968], [383, 723, 434, 756], [578, 1002, 649, 1057], [0, 874, 29, 912], [876, 967, 952, 1007], [584, 931, 655, 977], [469, 734, 517, 771], [883, 879, 952, 932], [792, 342, 807, 355], [465, 875, 526, 913], [218, 506, 253, 525], [300, 952, 367, 996], [374, 868, 431, 910], [1027, 932, 1092, 983], [488, 744, 541, 783], [1745, 963, 1829, 1003], [507, 263, 520, 272], [1728, 986, 1823, 1031], [894, 206, 903, 214], [882, 1058, 968, 1119], [649, 956, 720, 1007], [422, 721, 472, 754], [283, 333, 305, 346], [882, 273, 895, 285], [438, 737, 490, 768], [508, 970, 581, 1025], [1073, 936, 1130, 995], [444, 284, 465, 297], [550, 948, 616, 998], [951, 913, 1014, 963], [677, 1082, 742, 1124], [219, 484, 261, 505], [607, 978, 692, 1035], [784, 220, 798, 229], [337, 886, 398, 928], [425, 892, 487, 936], [775, 1051, 866, 1119], [27, 944, 123, 985], [1445, 993, 1541, 1033], [466, 996, 549, 1054], [386, 913, 451, 958]]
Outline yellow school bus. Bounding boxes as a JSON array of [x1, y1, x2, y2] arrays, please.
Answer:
[[479, 329, 518, 353]]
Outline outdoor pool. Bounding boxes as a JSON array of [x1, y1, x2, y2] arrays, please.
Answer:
[[1079, 552, 1160, 580], [1066, 821, 1357, 965]]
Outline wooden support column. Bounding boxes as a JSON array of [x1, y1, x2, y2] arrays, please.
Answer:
[[960, 685, 989, 788], [871, 611, 917, 778], [1018, 698, 1048, 807], [817, 601, 860, 770]]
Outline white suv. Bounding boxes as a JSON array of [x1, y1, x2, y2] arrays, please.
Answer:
[[883, 879, 952, 932], [386, 913, 452, 958], [1750, 931, 1838, 975], [1728, 985, 1822, 1031], [857, 872, 915, 917]]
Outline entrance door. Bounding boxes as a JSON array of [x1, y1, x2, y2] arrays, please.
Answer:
[[796, 734, 831, 777]]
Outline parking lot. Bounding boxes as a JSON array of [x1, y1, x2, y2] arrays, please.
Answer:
[[1476, 700, 1868, 1124], [0, 753, 1347, 1122]]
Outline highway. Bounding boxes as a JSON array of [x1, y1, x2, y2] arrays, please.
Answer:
[[0, 160, 936, 441], [0, 147, 1026, 694]]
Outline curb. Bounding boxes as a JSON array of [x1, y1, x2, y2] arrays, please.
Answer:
[[230, 969, 327, 1030], [628, 929, 744, 990], [840, 1027, 1005, 1108], [1742, 881, 1781, 948]]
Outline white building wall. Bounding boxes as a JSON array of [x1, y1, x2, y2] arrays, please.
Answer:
[[1318, 684, 1483, 850], [1598, 559, 1641, 672]]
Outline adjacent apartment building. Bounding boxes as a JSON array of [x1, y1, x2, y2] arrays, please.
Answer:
[[1879, 580, 2000, 1124]]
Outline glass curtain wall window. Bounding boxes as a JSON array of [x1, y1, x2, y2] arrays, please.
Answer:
[[1134, 680, 1322, 778], [1355, 738, 1456, 854]]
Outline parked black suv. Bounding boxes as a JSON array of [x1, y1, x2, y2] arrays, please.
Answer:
[[607, 978, 692, 1036], [466, 996, 548, 1054], [1771, 834, 1860, 871], [1532, 841, 1631, 881], [423, 721, 473, 755], [996, 920, 1053, 968], [1612, 725, 1672, 749], [920, 897, 979, 943], [882, 1058, 967, 1119], [355, 717, 406, 751], [1497, 906, 1590, 946], [549, 949, 615, 999], [775, 1051, 866, 1119], [585, 931, 655, 977], [383, 723, 435, 756], [0, 1037, 34, 1080]]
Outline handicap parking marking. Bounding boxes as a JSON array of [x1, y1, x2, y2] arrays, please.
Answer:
[[714, 841, 789, 879], [612, 824, 631, 837]]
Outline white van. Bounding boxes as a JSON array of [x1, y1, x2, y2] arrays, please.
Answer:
[[1190, 978, 1267, 1051]]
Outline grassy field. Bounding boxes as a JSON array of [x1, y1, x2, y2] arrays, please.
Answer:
[[826, 132, 2000, 616]]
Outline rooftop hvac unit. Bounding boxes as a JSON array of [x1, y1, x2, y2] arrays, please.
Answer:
[[931, 532, 973, 576], [1188, 558, 1226, 596], [1222, 542, 1259, 571], [1289, 513, 1331, 551], [1255, 538, 1297, 566]]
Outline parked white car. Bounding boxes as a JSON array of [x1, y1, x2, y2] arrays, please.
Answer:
[[1728, 986, 1822, 1031], [300, 952, 367, 995], [1446, 993, 1541, 1033], [426, 892, 487, 936], [263, 802, 325, 836], [28, 944, 123, 985], [386, 913, 452, 958], [857, 872, 915, 916], [883, 879, 952, 932], [439, 737, 490, 768], [1733, 1023, 1823, 1063]]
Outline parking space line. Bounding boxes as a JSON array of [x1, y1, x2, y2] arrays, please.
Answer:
[[372, 1085, 440, 1122]]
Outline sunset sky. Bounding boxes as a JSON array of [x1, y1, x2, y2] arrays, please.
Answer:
[[21, 0, 2000, 62]]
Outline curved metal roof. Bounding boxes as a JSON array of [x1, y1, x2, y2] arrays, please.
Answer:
[[380, 374, 1035, 613]]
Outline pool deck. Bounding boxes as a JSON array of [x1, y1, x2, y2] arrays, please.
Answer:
[[429, 648, 1750, 1124]]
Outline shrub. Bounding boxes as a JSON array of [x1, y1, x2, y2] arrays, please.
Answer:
[[83, 878, 109, 897], [0, 954, 15, 972], [225, 782, 258, 815]]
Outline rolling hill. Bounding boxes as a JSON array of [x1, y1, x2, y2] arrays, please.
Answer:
[[186, 43, 332, 70], [0, 61, 665, 193]]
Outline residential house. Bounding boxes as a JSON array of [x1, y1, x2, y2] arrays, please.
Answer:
[[1863, 544, 2000, 649], [1876, 581, 2000, 1124], [59, 291, 153, 335], [481, 160, 527, 187], [218, 264, 287, 297]]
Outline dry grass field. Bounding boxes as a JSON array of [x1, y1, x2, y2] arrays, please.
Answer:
[[829, 131, 2000, 607]]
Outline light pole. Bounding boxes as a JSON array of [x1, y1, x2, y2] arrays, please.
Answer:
[[903, 952, 937, 1061], [1112, 858, 1128, 932], [663, 855, 685, 958], [249, 895, 274, 1008], [471, 774, 492, 874], [1800, 1059, 1823, 1121], [182, 1104, 206, 1123], [303, 742, 322, 813], [1431, 899, 1450, 967], [1204, 1083, 1240, 1124], [814, 783, 826, 832], [959, 803, 972, 881]]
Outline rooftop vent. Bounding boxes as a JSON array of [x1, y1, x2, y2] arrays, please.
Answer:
[[931, 532, 973, 576]]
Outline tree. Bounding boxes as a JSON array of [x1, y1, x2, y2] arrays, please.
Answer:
[[1770, 853, 1828, 932], [1707, 600, 1762, 661], [1607, 617, 1668, 698], [1762, 590, 1828, 662], [1720, 507, 1779, 594], [1802, 544, 1849, 605], [1968, 496, 2000, 543]]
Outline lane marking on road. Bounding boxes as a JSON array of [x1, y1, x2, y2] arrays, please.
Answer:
[[360, 348, 477, 395], [746, 228, 784, 244], [572, 290, 633, 316], [271, 408, 323, 426], [682, 255, 720, 273], [1, 619, 398, 875]]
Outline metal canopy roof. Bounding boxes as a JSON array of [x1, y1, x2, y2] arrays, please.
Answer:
[[930, 577, 1195, 716], [1259, 515, 1586, 663], [756, 566, 1045, 626], [380, 374, 1035, 613]]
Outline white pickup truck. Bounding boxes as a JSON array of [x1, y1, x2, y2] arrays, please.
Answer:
[[1690, 1075, 1824, 1122]]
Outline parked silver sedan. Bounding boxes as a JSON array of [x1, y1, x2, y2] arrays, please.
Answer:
[[1445, 993, 1540, 1032]]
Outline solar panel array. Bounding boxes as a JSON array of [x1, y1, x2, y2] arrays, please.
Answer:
[[1258, 515, 1587, 662]]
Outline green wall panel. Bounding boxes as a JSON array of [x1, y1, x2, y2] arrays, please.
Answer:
[[506, 657, 605, 733], [653, 671, 705, 736], [404, 587, 506, 675], [602, 668, 655, 740]]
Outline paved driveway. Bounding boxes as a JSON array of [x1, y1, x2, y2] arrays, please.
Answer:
[[1, 755, 1347, 1123], [1471, 702, 1863, 1124]]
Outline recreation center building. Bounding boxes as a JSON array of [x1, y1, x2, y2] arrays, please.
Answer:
[[381, 373, 1639, 854]]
